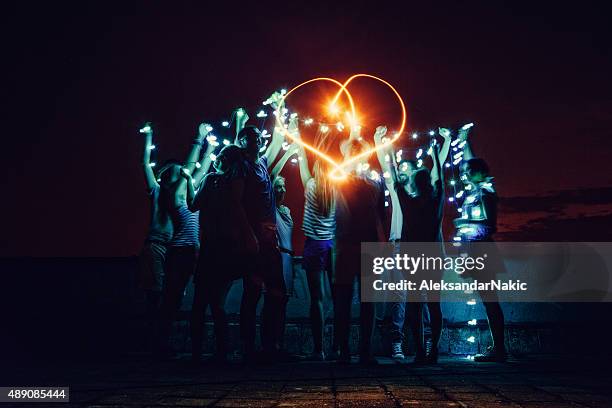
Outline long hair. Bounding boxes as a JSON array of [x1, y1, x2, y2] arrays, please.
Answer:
[[312, 130, 335, 216]]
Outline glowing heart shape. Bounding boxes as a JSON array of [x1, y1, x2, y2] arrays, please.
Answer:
[[276, 74, 407, 180]]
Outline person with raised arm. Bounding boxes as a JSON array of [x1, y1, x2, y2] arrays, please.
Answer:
[[138, 122, 174, 352], [155, 122, 212, 358], [291, 124, 338, 361], [333, 136, 386, 365], [375, 127, 451, 360], [243, 94, 296, 358], [454, 127, 506, 362], [230, 123, 285, 363], [387, 127, 445, 363], [182, 144, 244, 364], [234, 91, 286, 167]]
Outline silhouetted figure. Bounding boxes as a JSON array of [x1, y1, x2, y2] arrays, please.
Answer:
[[138, 124, 173, 352], [233, 126, 285, 362], [333, 140, 386, 364], [391, 141, 445, 364], [184, 145, 244, 364]]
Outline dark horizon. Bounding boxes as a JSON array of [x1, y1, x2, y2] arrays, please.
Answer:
[[3, 1, 612, 257]]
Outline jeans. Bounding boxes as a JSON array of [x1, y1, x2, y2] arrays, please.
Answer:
[[390, 298, 432, 344]]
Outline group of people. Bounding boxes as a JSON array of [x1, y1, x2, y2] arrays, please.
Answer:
[[138, 91, 506, 365]]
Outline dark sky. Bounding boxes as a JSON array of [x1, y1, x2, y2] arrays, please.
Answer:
[[2, 1, 612, 257]]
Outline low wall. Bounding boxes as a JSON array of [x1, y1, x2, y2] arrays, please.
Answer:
[[1, 257, 611, 362]]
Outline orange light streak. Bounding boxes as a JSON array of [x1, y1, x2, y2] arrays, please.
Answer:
[[276, 74, 407, 180]]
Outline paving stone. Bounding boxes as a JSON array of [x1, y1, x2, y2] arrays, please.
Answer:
[[280, 392, 334, 400], [385, 385, 437, 393], [336, 399, 396, 407], [499, 391, 561, 402], [277, 401, 335, 407], [7, 356, 612, 407], [558, 393, 612, 403], [396, 400, 461, 407], [446, 392, 507, 402], [335, 385, 384, 392], [213, 399, 278, 407], [437, 385, 491, 393], [283, 384, 333, 392], [516, 403, 588, 408], [336, 391, 390, 400], [390, 391, 447, 401]]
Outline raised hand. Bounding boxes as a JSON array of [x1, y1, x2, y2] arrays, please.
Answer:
[[235, 107, 249, 125], [373, 126, 388, 144], [139, 122, 153, 135], [438, 127, 451, 139], [264, 91, 284, 109], [198, 122, 213, 141], [458, 125, 472, 141]]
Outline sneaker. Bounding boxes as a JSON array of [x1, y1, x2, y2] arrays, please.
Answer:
[[474, 347, 506, 362], [391, 342, 405, 360]]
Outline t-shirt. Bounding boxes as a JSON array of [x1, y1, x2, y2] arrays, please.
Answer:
[[192, 172, 241, 249], [168, 204, 200, 247], [276, 205, 293, 252], [302, 178, 336, 240], [396, 184, 443, 242], [235, 155, 276, 228], [145, 185, 173, 243], [335, 174, 385, 244]]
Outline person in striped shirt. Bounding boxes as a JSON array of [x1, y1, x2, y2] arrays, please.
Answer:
[[152, 122, 215, 359], [294, 126, 337, 361], [139, 123, 174, 353]]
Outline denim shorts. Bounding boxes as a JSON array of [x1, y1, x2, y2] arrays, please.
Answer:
[[302, 238, 334, 275]]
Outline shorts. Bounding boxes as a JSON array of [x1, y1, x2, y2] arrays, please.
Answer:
[[303, 238, 334, 274], [138, 240, 167, 292]]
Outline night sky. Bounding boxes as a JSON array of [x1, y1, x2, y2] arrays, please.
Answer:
[[3, 1, 612, 257]]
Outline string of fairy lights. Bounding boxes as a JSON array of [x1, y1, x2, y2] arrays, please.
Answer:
[[140, 88, 483, 359]]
